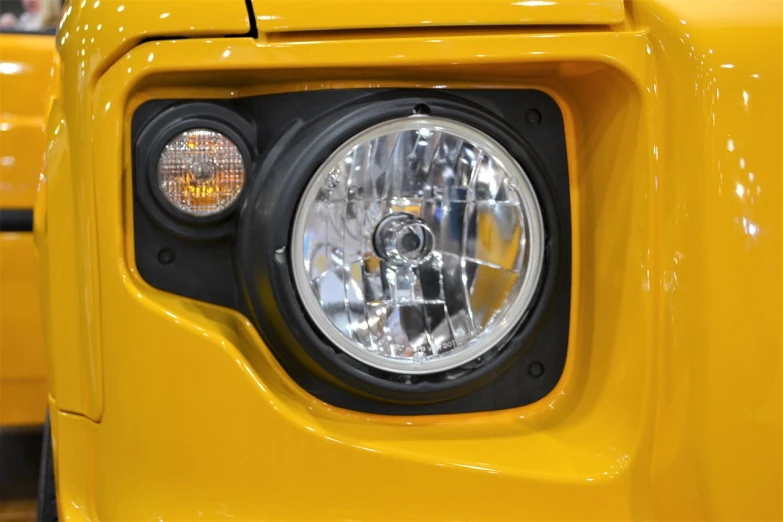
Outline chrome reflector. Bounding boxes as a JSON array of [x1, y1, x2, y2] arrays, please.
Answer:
[[291, 117, 545, 374]]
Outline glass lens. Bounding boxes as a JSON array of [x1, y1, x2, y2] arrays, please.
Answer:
[[291, 117, 545, 374], [157, 129, 245, 216]]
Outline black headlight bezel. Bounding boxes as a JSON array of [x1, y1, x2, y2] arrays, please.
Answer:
[[131, 89, 572, 415]]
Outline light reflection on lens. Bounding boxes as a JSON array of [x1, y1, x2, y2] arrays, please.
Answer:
[[291, 117, 545, 374]]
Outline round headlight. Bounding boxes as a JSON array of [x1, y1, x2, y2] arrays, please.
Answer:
[[291, 116, 545, 375], [157, 129, 245, 216]]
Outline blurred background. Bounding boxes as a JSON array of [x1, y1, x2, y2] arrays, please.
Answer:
[[0, 0, 61, 519]]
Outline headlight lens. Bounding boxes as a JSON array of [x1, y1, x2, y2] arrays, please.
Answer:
[[291, 117, 545, 374], [157, 129, 245, 216]]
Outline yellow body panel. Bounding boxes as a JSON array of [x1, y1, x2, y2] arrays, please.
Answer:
[[0, 34, 53, 208], [38, 0, 782, 519], [37, 0, 251, 421], [0, 234, 46, 426], [251, 0, 626, 32], [0, 33, 54, 427]]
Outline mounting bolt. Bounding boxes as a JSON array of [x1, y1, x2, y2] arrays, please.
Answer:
[[157, 248, 175, 265], [528, 361, 544, 378], [525, 109, 542, 127]]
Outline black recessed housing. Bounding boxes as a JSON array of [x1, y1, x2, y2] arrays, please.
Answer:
[[132, 89, 572, 416], [135, 103, 257, 237]]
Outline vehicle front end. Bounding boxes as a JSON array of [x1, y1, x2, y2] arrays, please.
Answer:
[[36, 0, 782, 519]]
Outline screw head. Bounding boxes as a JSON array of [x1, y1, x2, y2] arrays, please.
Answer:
[[157, 248, 175, 265], [528, 361, 545, 378], [525, 109, 542, 127]]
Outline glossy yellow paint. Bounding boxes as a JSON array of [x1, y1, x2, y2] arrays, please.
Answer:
[[251, 0, 626, 33], [630, 2, 783, 518], [0, 32, 54, 427], [38, 0, 782, 520], [0, 234, 47, 426], [37, 0, 250, 421], [0, 34, 54, 208]]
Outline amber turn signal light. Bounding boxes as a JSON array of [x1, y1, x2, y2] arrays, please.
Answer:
[[157, 129, 245, 216]]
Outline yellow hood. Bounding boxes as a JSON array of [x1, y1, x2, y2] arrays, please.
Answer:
[[250, 0, 625, 33]]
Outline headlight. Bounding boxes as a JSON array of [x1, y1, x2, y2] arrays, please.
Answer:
[[135, 91, 571, 414], [157, 128, 245, 216], [291, 117, 545, 374]]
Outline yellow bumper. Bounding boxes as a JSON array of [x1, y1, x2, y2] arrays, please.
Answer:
[[38, 0, 782, 519]]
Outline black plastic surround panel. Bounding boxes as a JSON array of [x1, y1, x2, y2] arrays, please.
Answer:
[[131, 89, 571, 415]]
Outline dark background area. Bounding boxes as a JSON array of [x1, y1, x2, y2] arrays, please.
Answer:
[[0, 0, 24, 17], [0, 427, 42, 500]]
